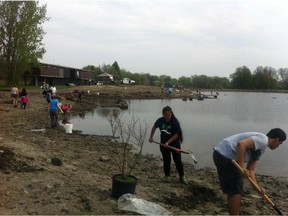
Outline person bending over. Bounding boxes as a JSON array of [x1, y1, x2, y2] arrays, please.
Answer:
[[213, 128, 286, 215]]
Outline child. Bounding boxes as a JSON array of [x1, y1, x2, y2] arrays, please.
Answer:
[[11, 84, 19, 108], [20, 95, 29, 109], [61, 103, 72, 113], [20, 88, 28, 109]]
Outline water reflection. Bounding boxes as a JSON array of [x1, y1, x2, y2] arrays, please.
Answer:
[[95, 107, 121, 118]]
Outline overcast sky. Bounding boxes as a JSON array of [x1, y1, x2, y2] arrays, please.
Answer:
[[40, 0, 288, 78]]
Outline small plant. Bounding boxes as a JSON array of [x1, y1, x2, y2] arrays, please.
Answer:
[[106, 110, 147, 179]]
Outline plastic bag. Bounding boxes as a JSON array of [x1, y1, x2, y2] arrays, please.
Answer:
[[118, 193, 171, 215]]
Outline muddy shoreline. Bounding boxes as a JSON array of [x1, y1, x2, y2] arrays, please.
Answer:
[[0, 85, 287, 215]]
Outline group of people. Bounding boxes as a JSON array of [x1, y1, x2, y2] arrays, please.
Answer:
[[11, 83, 67, 129], [10, 84, 29, 109], [41, 82, 58, 111], [41, 84, 72, 129], [40, 82, 69, 129], [149, 105, 286, 215], [41, 82, 57, 97]]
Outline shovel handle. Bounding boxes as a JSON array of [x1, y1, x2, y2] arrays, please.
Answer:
[[152, 141, 198, 164], [152, 141, 189, 154], [232, 160, 282, 215]]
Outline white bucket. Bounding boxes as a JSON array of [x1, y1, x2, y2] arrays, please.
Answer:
[[63, 124, 73, 134]]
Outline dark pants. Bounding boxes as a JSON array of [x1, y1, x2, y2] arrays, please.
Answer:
[[160, 145, 184, 177], [213, 150, 243, 195], [21, 103, 27, 109], [49, 110, 58, 128]]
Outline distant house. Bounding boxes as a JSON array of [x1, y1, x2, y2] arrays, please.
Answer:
[[97, 72, 114, 84], [24, 63, 94, 86]]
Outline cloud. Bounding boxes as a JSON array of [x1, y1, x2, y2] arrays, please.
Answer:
[[40, 0, 288, 78]]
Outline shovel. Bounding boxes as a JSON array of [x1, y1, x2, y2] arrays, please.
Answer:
[[152, 141, 197, 164], [232, 160, 282, 215]]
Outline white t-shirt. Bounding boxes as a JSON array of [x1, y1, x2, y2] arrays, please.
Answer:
[[11, 87, 18, 95], [50, 86, 57, 94], [214, 132, 268, 162]]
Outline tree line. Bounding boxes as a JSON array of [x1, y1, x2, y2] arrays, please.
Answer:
[[84, 63, 288, 90], [1, 1, 288, 90]]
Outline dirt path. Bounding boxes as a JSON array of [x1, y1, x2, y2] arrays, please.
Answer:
[[0, 85, 287, 215]]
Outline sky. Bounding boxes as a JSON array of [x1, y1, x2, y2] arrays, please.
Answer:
[[39, 0, 288, 79]]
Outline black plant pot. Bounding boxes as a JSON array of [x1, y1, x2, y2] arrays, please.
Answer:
[[111, 174, 137, 199]]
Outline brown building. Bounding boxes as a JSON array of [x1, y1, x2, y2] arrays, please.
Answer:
[[24, 63, 94, 86]]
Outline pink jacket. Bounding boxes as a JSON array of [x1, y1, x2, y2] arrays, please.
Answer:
[[21, 96, 28, 104]]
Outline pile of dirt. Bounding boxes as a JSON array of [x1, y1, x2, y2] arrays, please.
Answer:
[[0, 85, 287, 215]]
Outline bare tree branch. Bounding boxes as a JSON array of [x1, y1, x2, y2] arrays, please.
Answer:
[[106, 111, 147, 178]]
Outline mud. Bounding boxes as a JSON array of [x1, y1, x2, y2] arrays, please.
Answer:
[[0, 85, 287, 215]]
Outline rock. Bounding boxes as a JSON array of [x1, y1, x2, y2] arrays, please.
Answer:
[[117, 100, 128, 109], [99, 156, 110, 162], [51, 158, 63, 166]]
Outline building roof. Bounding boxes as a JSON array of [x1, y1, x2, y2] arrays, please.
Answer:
[[97, 72, 113, 78]]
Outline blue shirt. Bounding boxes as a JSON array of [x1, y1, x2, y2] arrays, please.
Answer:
[[49, 99, 59, 111]]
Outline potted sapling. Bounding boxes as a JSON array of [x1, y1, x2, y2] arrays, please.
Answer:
[[106, 110, 147, 199]]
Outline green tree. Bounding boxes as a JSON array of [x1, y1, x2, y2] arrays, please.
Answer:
[[191, 75, 211, 89], [119, 68, 131, 79], [0, 1, 48, 85], [112, 61, 120, 72], [82, 65, 102, 80], [144, 73, 159, 86], [140, 73, 151, 85], [230, 66, 252, 89], [278, 68, 288, 89], [129, 73, 148, 85], [252, 66, 278, 89], [149, 75, 160, 86], [210, 76, 230, 89], [100, 62, 124, 82], [158, 75, 173, 86], [178, 76, 192, 88]]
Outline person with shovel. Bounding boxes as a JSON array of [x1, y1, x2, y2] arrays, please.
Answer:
[[213, 128, 286, 215], [148, 106, 187, 184]]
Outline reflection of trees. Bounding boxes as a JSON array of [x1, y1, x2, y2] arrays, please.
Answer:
[[95, 107, 121, 119]]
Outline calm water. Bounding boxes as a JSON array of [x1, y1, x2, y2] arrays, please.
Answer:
[[72, 92, 288, 177]]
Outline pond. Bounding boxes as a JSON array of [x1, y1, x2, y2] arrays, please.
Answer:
[[71, 91, 288, 177]]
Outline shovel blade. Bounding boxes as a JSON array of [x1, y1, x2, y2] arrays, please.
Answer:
[[189, 153, 198, 164]]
